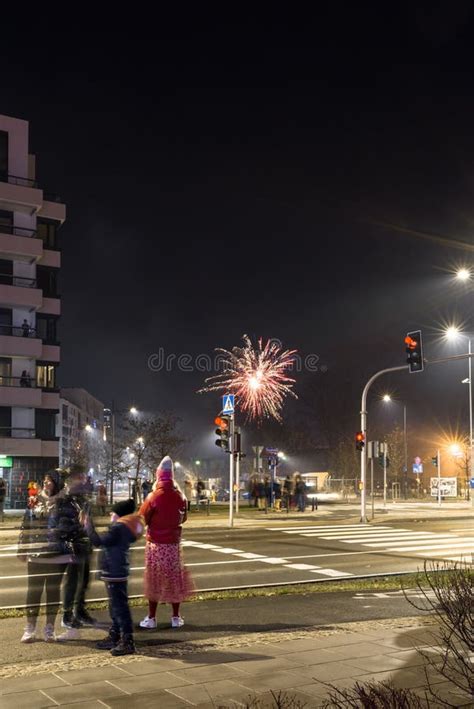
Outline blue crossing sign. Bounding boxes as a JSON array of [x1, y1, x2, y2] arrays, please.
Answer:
[[222, 394, 235, 415]]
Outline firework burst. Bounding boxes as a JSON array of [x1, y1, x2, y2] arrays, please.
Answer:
[[200, 335, 298, 422]]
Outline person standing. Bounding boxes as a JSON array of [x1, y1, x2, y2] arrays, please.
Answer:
[[283, 475, 293, 510], [141, 478, 152, 501], [0, 477, 5, 523], [184, 477, 193, 512], [139, 456, 194, 629], [294, 473, 307, 512], [85, 499, 144, 656], [21, 318, 30, 337], [59, 466, 97, 634], [96, 481, 107, 516], [18, 470, 71, 642]]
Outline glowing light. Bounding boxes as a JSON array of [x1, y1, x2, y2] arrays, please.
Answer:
[[85, 424, 92, 432], [130, 407, 138, 415], [445, 326, 461, 341], [456, 268, 471, 282], [137, 437, 144, 445], [449, 443, 462, 457], [199, 335, 298, 422], [382, 394, 391, 402]]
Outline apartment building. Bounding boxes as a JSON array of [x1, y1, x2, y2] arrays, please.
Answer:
[[58, 387, 104, 470], [0, 114, 65, 509]]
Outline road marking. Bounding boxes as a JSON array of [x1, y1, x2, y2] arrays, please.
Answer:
[[236, 552, 266, 559], [258, 557, 289, 564], [284, 563, 321, 571], [386, 542, 474, 552], [312, 569, 352, 577], [365, 536, 461, 547]]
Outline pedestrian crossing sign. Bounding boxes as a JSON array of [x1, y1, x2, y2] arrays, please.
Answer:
[[222, 394, 235, 415]]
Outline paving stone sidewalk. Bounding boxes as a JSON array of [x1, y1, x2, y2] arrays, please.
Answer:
[[0, 616, 471, 708]]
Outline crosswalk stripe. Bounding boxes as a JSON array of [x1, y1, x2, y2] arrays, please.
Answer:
[[268, 525, 389, 532], [387, 542, 474, 552], [311, 568, 352, 577], [365, 536, 461, 547], [319, 531, 433, 540], [284, 563, 321, 571]]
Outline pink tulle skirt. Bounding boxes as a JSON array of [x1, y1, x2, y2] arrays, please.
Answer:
[[143, 541, 195, 603]]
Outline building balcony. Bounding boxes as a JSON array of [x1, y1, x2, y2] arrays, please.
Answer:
[[0, 385, 42, 407], [0, 225, 43, 263], [0, 330, 42, 358], [0, 433, 59, 457], [38, 296, 60, 316], [0, 281, 42, 310], [39, 249, 61, 268], [0, 175, 43, 215], [39, 198, 66, 225]]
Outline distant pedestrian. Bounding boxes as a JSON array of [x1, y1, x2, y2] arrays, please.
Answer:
[[0, 477, 6, 522], [85, 498, 144, 656], [141, 479, 152, 501], [257, 479, 266, 510], [18, 470, 71, 643], [283, 475, 293, 510], [139, 456, 194, 630], [196, 478, 205, 507], [96, 482, 107, 515], [131, 480, 138, 506], [22, 319, 30, 337], [294, 474, 306, 512], [273, 478, 282, 511], [184, 478, 193, 511]]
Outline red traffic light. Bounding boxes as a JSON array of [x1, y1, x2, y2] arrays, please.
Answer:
[[404, 336, 417, 350], [355, 431, 365, 451], [356, 432, 365, 442], [214, 416, 229, 429]]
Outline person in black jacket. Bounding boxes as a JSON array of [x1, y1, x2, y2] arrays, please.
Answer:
[[85, 498, 144, 656], [57, 466, 97, 633]]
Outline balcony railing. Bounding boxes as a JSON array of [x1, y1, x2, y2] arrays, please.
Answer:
[[0, 427, 36, 438], [0, 376, 37, 388], [43, 192, 62, 203], [0, 224, 38, 238], [0, 173, 38, 188], [0, 324, 37, 338], [0, 273, 37, 288]]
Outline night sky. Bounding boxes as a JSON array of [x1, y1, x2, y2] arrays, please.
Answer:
[[1, 6, 473, 462]]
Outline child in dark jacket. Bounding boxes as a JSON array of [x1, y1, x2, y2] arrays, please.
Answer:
[[85, 498, 144, 655]]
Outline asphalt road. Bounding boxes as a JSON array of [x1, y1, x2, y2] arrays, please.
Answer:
[[0, 518, 472, 610]]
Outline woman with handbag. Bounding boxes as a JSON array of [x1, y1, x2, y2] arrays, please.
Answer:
[[139, 456, 194, 629]]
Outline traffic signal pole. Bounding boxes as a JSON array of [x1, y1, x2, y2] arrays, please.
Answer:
[[229, 414, 235, 528], [360, 366, 409, 523]]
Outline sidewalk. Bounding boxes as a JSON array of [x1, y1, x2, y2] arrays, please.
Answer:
[[0, 605, 471, 707]]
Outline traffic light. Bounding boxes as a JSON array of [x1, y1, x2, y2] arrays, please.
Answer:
[[356, 431, 365, 451], [215, 416, 230, 451], [431, 455, 438, 467], [405, 330, 424, 373]]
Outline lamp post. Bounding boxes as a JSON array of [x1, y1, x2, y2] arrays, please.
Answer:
[[444, 327, 473, 497], [103, 404, 139, 504], [382, 394, 408, 499]]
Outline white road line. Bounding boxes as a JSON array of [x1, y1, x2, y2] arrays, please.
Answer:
[[258, 557, 289, 564], [387, 542, 474, 552], [365, 536, 463, 547], [318, 533, 436, 541], [210, 548, 244, 554], [311, 569, 352, 577], [276, 525, 393, 533], [284, 563, 321, 571], [236, 552, 266, 559]]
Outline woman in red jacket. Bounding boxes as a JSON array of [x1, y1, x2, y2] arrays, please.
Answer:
[[138, 456, 194, 629]]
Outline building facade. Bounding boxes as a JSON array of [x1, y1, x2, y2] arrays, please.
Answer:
[[58, 388, 104, 472], [0, 114, 65, 509]]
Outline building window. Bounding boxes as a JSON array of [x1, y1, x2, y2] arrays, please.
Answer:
[[36, 218, 59, 250], [36, 267, 58, 298], [0, 132, 7, 182], [0, 406, 11, 437], [36, 315, 58, 343], [35, 410, 57, 441], [0, 210, 13, 234], [36, 364, 56, 389], [0, 357, 12, 385]]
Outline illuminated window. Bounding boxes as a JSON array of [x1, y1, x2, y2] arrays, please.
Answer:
[[36, 364, 56, 389]]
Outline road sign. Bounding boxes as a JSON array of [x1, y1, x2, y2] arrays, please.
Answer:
[[367, 441, 379, 459], [430, 477, 457, 497], [266, 447, 278, 454], [222, 394, 235, 415], [412, 457, 423, 474]]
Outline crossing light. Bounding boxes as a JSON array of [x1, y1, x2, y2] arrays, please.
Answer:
[[356, 431, 365, 452], [405, 330, 424, 373], [215, 416, 230, 451], [431, 455, 438, 467]]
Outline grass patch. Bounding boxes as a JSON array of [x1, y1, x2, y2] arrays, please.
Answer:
[[0, 573, 420, 620]]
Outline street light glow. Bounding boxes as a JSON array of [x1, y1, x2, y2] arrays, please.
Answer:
[[130, 407, 138, 415], [382, 394, 391, 402], [85, 424, 92, 432], [444, 325, 461, 341], [137, 437, 144, 445], [456, 268, 471, 282], [449, 443, 462, 457], [195, 460, 201, 465]]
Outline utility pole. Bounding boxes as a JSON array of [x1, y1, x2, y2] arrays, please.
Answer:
[[229, 414, 235, 528], [437, 449, 441, 508], [403, 405, 408, 499], [383, 442, 388, 508]]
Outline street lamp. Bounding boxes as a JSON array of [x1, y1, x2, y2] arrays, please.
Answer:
[[455, 268, 472, 282], [85, 424, 93, 433], [443, 327, 473, 492], [104, 403, 140, 504], [382, 394, 408, 498]]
